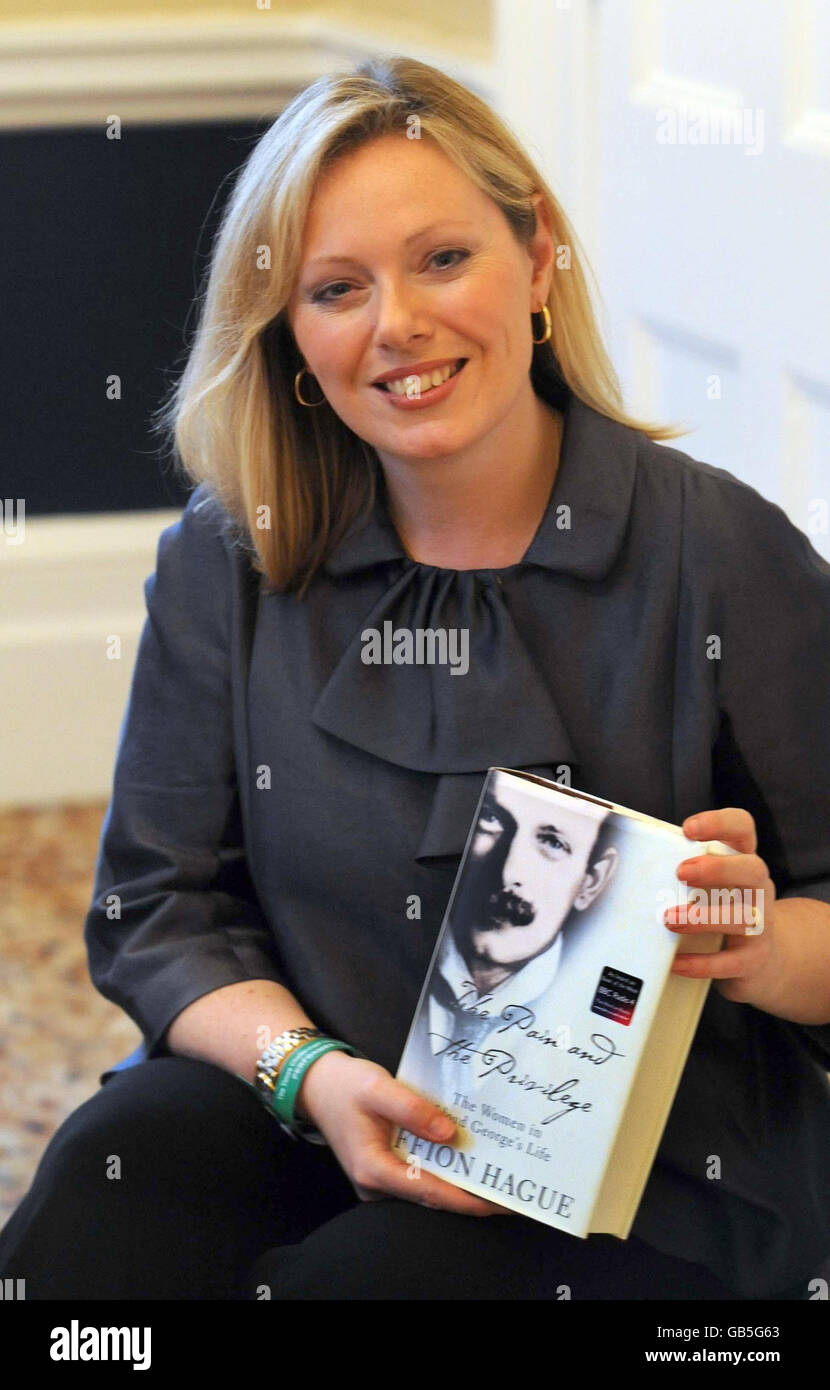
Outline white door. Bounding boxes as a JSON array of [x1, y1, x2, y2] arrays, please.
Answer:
[[495, 0, 830, 559]]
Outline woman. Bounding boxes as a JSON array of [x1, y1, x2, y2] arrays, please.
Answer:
[[2, 55, 829, 1302]]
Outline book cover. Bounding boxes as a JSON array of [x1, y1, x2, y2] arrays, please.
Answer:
[[392, 767, 732, 1237]]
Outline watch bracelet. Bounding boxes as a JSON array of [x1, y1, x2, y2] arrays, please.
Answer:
[[254, 1028, 328, 1141], [254, 1027, 323, 1095], [256, 1028, 364, 1143]]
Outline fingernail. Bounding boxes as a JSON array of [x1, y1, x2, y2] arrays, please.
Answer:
[[685, 817, 701, 837], [430, 1116, 455, 1140]]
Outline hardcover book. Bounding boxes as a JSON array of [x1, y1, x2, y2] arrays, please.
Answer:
[[392, 767, 735, 1238]]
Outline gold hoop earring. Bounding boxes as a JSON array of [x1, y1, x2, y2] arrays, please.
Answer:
[[294, 366, 326, 407], [531, 305, 552, 344]]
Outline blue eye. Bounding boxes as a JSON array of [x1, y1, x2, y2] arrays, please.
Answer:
[[429, 248, 469, 271], [311, 281, 351, 304], [311, 248, 470, 304], [536, 829, 571, 859]]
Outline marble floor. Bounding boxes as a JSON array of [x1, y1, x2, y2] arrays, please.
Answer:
[[0, 803, 141, 1224]]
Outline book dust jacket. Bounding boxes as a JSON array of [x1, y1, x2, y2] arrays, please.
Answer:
[[392, 768, 728, 1236]]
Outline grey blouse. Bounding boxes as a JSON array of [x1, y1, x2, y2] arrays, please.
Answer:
[[85, 377, 830, 1298]]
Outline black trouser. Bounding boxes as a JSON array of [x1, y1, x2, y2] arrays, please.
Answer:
[[0, 1057, 803, 1300]]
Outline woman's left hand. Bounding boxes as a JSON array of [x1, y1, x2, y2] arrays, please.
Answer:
[[664, 807, 781, 1004]]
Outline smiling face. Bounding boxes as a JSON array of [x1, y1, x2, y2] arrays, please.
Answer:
[[285, 133, 553, 469], [451, 781, 618, 974]]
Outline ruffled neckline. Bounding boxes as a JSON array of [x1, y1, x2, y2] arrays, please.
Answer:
[[308, 385, 639, 860]]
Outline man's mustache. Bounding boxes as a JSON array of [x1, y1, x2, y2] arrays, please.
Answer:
[[477, 887, 535, 928]]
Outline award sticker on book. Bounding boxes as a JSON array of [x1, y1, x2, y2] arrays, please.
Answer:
[[591, 966, 643, 1026]]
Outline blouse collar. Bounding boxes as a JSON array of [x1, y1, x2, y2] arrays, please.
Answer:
[[322, 385, 639, 583]]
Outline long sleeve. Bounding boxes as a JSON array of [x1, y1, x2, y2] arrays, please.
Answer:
[[693, 468, 830, 1065], [84, 485, 287, 1059]]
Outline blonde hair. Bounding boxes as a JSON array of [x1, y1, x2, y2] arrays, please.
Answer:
[[151, 55, 688, 595]]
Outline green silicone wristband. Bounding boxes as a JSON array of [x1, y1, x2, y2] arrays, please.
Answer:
[[272, 1037, 362, 1127], [272, 1037, 359, 1126]]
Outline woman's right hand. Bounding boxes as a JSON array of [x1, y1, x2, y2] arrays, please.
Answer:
[[296, 1048, 505, 1216]]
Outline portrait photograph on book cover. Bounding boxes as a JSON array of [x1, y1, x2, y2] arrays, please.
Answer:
[[411, 770, 625, 1095], [394, 768, 721, 1236]]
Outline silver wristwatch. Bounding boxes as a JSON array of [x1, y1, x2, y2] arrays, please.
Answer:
[[253, 1028, 328, 1144]]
